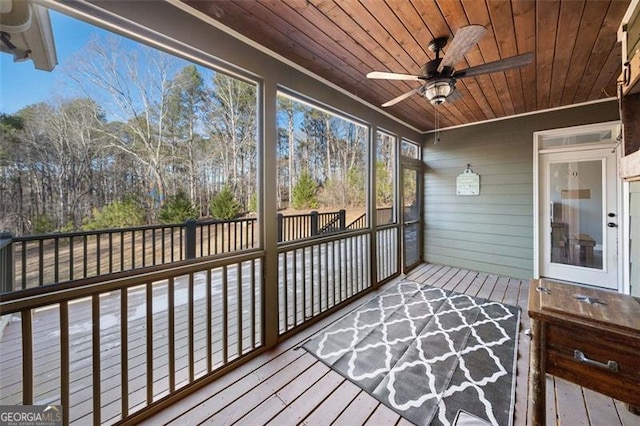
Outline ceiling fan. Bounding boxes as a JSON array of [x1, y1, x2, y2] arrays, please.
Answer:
[[367, 25, 534, 107]]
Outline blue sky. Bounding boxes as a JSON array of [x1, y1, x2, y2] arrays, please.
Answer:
[[0, 10, 102, 114], [0, 8, 219, 119]]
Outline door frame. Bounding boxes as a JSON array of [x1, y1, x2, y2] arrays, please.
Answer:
[[400, 160, 423, 273], [533, 121, 625, 291]]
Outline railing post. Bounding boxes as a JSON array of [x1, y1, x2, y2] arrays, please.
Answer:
[[0, 232, 14, 293], [339, 209, 346, 230], [311, 211, 319, 236], [185, 220, 196, 259], [277, 213, 283, 243]]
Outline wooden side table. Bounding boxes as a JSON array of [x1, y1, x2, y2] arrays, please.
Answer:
[[527, 279, 640, 425]]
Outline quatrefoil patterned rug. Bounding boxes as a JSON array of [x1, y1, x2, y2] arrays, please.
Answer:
[[303, 280, 520, 426]]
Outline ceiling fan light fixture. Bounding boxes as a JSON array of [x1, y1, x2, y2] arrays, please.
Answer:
[[425, 80, 453, 105]]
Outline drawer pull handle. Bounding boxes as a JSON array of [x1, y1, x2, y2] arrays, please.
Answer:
[[574, 350, 619, 372]]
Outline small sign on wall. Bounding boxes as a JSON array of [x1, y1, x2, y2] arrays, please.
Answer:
[[456, 165, 480, 196]]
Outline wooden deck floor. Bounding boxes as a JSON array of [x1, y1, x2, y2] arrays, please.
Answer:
[[138, 263, 638, 426]]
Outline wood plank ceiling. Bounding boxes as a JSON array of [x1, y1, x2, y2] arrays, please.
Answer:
[[182, 0, 629, 132]]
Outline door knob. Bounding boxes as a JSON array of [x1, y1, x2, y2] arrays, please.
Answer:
[[608, 212, 616, 218], [607, 222, 617, 228]]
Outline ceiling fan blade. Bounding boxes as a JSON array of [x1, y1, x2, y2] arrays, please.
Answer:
[[447, 89, 463, 103], [454, 52, 534, 78], [367, 71, 422, 81], [437, 25, 487, 73], [381, 86, 422, 107]]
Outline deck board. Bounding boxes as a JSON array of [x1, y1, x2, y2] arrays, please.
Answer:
[[233, 394, 286, 426], [364, 403, 402, 425], [206, 354, 316, 425], [465, 272, 489, 297], [303, 379, 361, 425], [546, 376, 558, 425], [489, 275, 510, 301], [442, 268, 468, 291], [615, 400, 640, 426], [476, 274, 498, 299], [267, 371, 344, 425], [513, 285, 531, 426], [449, 269, 476, 294], [555, 377, 590, 424], [583, 388, 625, 426], [168, 352, 312, 425], [331, 391, 380, 426], [2, 263, 632, 425]]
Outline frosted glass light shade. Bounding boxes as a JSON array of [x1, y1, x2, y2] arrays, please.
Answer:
[[425, 80, 453, 105]]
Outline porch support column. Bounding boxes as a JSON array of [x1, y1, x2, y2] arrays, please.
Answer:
[[262, 80, 279, 348], [369, 126, 379, 288]]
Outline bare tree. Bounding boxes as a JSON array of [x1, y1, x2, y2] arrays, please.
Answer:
[[165, 64, 206, 205], [376, 132, 395, 207], [0, 113, 27, 232], [69, 36, 179, 220], [276, 95, 307, 208], [9, 100, 105, 230], [206, 74, 257, 208]]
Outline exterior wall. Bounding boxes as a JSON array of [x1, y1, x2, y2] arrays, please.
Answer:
[[422, 101, 620, 279], [631, 181, 640, 297]]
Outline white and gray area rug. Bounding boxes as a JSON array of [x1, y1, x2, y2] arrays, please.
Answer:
[[303, 280, 520, 426]]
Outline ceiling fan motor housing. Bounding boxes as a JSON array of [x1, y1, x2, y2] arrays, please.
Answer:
[[420, 59, 443, 79], [425, 78, 455, 105]]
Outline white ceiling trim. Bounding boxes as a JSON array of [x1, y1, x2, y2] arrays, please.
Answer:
[[423, 97, 618, 134]]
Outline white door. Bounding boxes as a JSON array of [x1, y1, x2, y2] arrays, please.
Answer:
[[540, 148, 618, 288]]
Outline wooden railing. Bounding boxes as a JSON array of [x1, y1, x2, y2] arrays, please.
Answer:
[[1, 209, 397, 294], [277, 229, 371, 336], [0, 208, 392, 293], [1, 218, 258, 292], [347, 213, 367, 230], [0, 233, 13, 293], [1, 211, 364, 292], [0, 252, 264, 425], [277, 210, 346, 242], [346, 207, 394, 231], [376, 225, 399, 283], [376, 206, 394, 225], [0, 214, 401, 425]]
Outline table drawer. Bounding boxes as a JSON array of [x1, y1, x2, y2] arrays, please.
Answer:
[[545, 323, 640, 405]]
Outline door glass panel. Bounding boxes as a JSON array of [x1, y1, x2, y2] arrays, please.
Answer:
[[540, 130, 614, 149], [403, 168, 420, 270], [403, 168, 419, 222], [549, 160, 603, 270], [377, 131, 396, 225], [404, 223, 420, 267]]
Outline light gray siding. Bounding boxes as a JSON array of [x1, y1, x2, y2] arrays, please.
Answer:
[[422, 101, 619, 279], [631, 182, 640, 297]]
